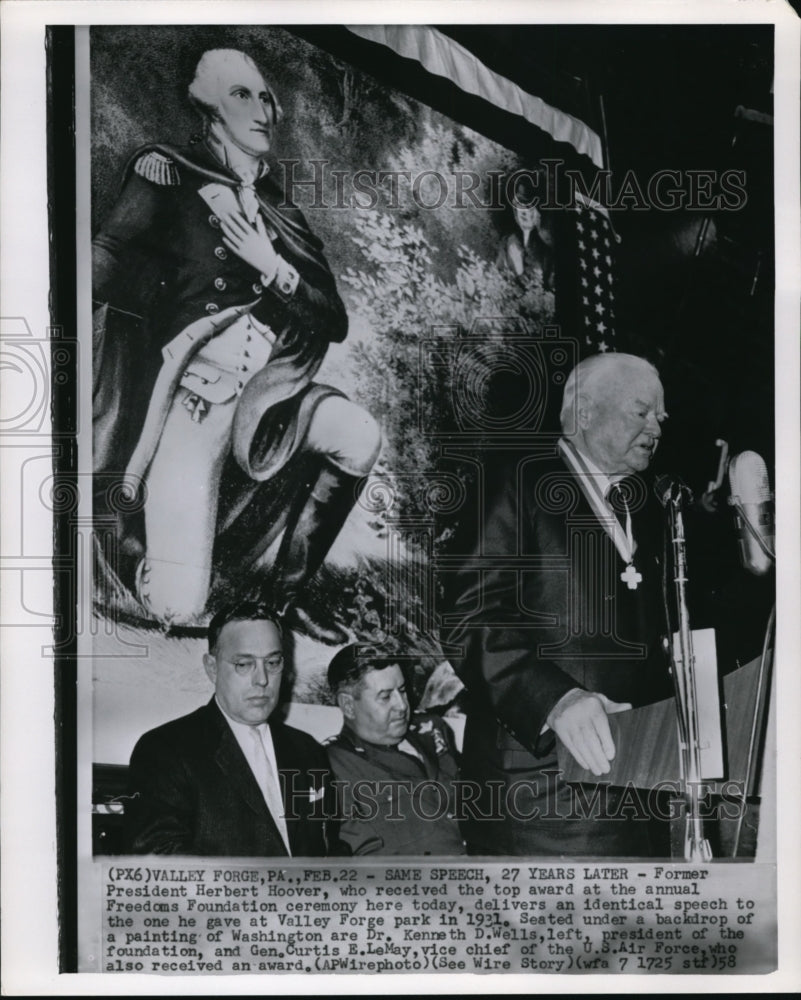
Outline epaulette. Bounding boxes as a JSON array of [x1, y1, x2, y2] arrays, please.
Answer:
[[133, 150, 180, 186], [324, 732, 366, 754]]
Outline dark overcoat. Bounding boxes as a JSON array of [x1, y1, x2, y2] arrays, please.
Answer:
[[439, 450, 672, 856]]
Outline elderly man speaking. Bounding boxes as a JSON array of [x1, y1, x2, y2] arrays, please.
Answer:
[[92, 49, 380, 640], [441, 352, 674, 857]]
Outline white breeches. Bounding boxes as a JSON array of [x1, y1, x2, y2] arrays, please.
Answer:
[[138, 390, 380, 623]]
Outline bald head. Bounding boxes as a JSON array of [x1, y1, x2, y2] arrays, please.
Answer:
[[561, 353, 667, 476]]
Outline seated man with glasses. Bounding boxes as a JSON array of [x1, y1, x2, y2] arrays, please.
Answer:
[[126, 602, 335, 856]]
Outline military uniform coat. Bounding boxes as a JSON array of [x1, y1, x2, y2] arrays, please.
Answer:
[[325, 713, 466, 856], [92, 141, 348, 566]]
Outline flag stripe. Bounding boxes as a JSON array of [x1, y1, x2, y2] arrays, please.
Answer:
[[346, 25, 604, 168]]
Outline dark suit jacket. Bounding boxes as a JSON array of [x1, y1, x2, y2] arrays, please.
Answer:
[[126, 699, 334, 856], [439, 449, 672, 853]]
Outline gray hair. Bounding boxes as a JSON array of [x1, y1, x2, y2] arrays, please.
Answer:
[[560, 352, 661, 433], [188, 48, 283, 125]]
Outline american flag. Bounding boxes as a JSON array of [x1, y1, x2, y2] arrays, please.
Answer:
[[559, 201, 619, 355]]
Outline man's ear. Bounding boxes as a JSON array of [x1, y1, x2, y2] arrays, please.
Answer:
[[576, 392, 594, 431], [337, 691, 355, 722], [203, 652, 218, 687]]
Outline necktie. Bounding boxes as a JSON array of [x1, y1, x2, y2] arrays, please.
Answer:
[[250, 726, 291, 854], [238, 182, 260, 224], [606, 480, 631, 532]]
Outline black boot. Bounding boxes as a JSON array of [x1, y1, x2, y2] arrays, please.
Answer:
[[274, 460, 364, 644]]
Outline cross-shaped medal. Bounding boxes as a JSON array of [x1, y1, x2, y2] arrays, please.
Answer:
[[621, 562, 642, 590]]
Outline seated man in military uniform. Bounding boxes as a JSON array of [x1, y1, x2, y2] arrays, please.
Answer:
[[92, 48, 380, 640], [325, 645, 465, 856]]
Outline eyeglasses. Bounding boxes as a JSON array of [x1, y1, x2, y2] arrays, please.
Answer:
[[227, 655, 284, 676]]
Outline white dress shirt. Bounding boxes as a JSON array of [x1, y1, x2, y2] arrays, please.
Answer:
[[215, 698, 292, 854]]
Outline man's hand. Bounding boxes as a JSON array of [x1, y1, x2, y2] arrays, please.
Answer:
[[546, 688, 631, 777], [220, 211, 279, 283]]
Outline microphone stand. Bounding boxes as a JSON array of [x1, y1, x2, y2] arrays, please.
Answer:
[[665, 485, 713, 862], [732, 603, 775, 857]]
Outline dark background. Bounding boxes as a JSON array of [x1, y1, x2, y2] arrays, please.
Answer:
[[445, 24, 778, 659], [435, 25, 775, 483]]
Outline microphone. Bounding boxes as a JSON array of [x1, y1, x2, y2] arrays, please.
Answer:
[[727, 450, 775, 576], [654, 474, 694, 508]]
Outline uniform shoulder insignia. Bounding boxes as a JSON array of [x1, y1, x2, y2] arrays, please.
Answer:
[[133, 150, 180, 186]]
